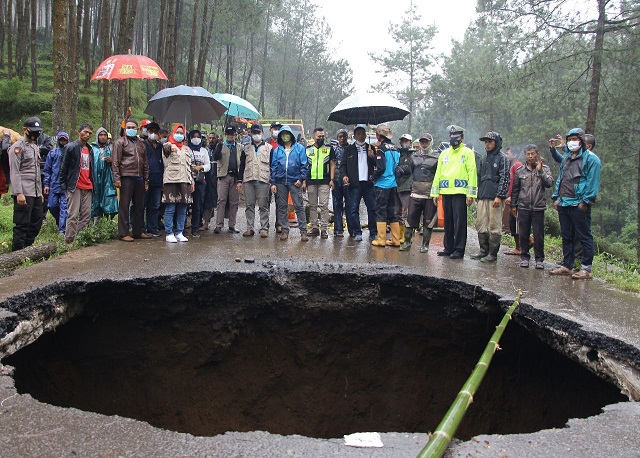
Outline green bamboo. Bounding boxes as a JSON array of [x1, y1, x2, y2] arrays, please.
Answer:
[[416, 290, 523, 458]]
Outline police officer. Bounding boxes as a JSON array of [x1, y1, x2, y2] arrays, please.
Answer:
[[9, 117, 45, 251]]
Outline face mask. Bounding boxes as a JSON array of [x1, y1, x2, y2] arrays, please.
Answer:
[[281, 134, 292, 143], [141, 128, 148, 135], [252, 134, 262, 143], [355, 140, 366, 146], [191, 137, 202, 146], [450, 138, 461, 147], [126, 128, 138, 138], [147, 133, 158, 141], [159, 137, 168, 144], [173, 133, 184, 143], [567, 140, 581, 152], [27, 130, 41, 140], [271, 131, 278, 138], [316, 138, 325, 147], [401, 142, 410, 149]]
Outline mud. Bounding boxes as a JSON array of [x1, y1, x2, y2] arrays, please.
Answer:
[[2, 271, 627, 440]]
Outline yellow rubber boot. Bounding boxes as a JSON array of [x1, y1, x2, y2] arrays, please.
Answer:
[[371, 222, 388, 247], [386, 222, 401, 247]]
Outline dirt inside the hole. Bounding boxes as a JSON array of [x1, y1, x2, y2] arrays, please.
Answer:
[[3, 272, 627, 439]]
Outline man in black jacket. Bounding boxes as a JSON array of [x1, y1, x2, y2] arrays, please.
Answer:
[[339, 124, 377, 242], [59, 124, 94, 244]]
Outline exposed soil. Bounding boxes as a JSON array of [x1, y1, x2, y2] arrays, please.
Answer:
[[2, 271, 628, 439]]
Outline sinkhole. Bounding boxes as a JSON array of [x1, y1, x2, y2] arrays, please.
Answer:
[[1, 271, 628, 440]]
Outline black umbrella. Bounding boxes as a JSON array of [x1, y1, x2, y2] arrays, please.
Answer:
[[327, 93, 410, 125], [144, 85, 227, 125]]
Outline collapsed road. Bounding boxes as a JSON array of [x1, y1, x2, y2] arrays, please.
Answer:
[[1, 229, 639, 457]]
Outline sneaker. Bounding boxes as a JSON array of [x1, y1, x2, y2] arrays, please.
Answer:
[[243, 229, 255, 237], [228, 227, 240, 233], [300, 232, 309, 242], [259, 230, 268, 238], [550, 266, 573, 276], [335, 232, 344, 238], [571, 269, 593, 280], [535, 261, 545, 270], [166, 234, 178, 243], [213, 227, 221, 234], [309, 228, 320, 237], [148, 230, 161, 237], [354, 234, 363, 241], [321, 230, 328, 239], [191, 232, 200, 238], [176, 233, 189, 242], [519, 260, 530, 268], [279, 231, 289, 241]]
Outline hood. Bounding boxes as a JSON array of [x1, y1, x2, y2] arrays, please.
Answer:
[[277, 125, 297, 147], [489, 135, 502, 154], [169, 124, 186, 148], [56, 131, 69, 147], [187, 129, 202, 150], [94, 127, 108, 145]]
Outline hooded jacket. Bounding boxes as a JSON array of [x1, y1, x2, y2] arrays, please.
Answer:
[[373, 138, 400, 189], [552, 146, 601, 207], [59, 136, 94, 192], [43, 131, 68, 195], [90, 128, 118, 216], [162, 124, 194, 185], [270, 125, 309, 185], [477, 136, 509, 200]]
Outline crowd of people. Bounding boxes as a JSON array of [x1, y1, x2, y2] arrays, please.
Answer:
[[2, 116, 601, 279]]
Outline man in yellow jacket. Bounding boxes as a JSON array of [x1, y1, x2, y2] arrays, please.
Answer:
[[430, 125, 478, 259]]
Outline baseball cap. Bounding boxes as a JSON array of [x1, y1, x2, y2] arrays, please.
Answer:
[[270, 121, 283, 129], [400, 133, 413, 142], [250, 123, 263, 133], [146, 122, 160, 130], [419, 133, 433, 142], [225, 126, 237, 134], [479, 131, 501, 142], [354, 124, 367, 132], [23, 117, 43, 131]]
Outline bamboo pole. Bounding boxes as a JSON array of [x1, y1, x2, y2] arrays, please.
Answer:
[[416, 290, 523, 458]]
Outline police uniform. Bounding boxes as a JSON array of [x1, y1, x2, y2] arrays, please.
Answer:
[[9, 117, 44, 251]]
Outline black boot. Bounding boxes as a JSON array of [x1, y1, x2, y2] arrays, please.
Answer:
[[481, 233, 502, 263], [420, 227, 433, 253], [399, 227, 414, 251], [471, 232, 490, 259]]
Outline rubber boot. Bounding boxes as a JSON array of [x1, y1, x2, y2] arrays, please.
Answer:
[[420, 227, 433, 253], [481, 233, 502, 263], [399, 223, 405, 244], [470, 232, 490, 260], [399, 227, 413, 251], [385, 222, 401, 247], [371, 222, 388, 247]]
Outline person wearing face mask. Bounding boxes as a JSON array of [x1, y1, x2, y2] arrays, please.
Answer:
[[89, 127, 118, 221], [395, 133, 414, 244], [550, 128, 601, 279], [371, 124, 401, 247], [201, 132, 219, 231], [162, 124, 194, 242], [139, 119, 151, 140], [238, 123, 273, 237], [43, 131, 69, 234], [269, 121, 283, 150], [340, 124, 377, 242], [305, 127, 336, 238], [270, 125, 309, 241], [111, 119, 151, 241], [212, 126, 242, 233], [9, 117, 45, 251], [142, 122, 164, 236], [332, 129, 355, 237], [430, 125, 477, 259], [187, 129, 211, 236], [470, 131, 509, 263]]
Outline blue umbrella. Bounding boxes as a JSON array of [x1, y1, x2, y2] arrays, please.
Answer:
[[145, 85, 227, 125], [213, 93, 261, 119]]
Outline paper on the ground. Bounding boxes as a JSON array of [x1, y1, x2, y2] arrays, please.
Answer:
[[343, 432, 384, 448]]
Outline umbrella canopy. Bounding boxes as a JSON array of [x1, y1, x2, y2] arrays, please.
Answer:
[[91, 54, 168, 81], [144, 85, 228, 125], [213, 93, 261, 119], [327, 93, 410, 125]]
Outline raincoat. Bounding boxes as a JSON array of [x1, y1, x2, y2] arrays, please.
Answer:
[[90, 127, 118, 217]]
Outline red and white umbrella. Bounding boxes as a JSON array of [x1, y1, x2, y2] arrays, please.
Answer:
[[90, 54, 168, 81]]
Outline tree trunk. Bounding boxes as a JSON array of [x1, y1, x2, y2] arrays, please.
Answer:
[[100, 0, 111, 127], [637, 146, 640, 262], [241, 34, 254, 100], [30, 0, 37, 92], [7, 0, 13, 79], [52, 0, 70, 133], [585, 0, 606, 135], [0, 0, 5, 69], [214, 45, 222, 93], [258, 4, 270, 115], [0, 243, 58, 271], [195, 0, 216, 87], [164, 0, 176, 85], [68, 0, 80, 132], [187, 0, 200, 86], [82, 0, 91, 88]]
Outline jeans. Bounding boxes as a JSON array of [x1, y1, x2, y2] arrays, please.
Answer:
[[558, 205, 594, 270], [349, 182, 377, 237], [191, 181, 206, 233], [144, 185, 162, 232], [275, 183, 306, 233], [164, 203, 187, 234], [332, 184, 355, 235]]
